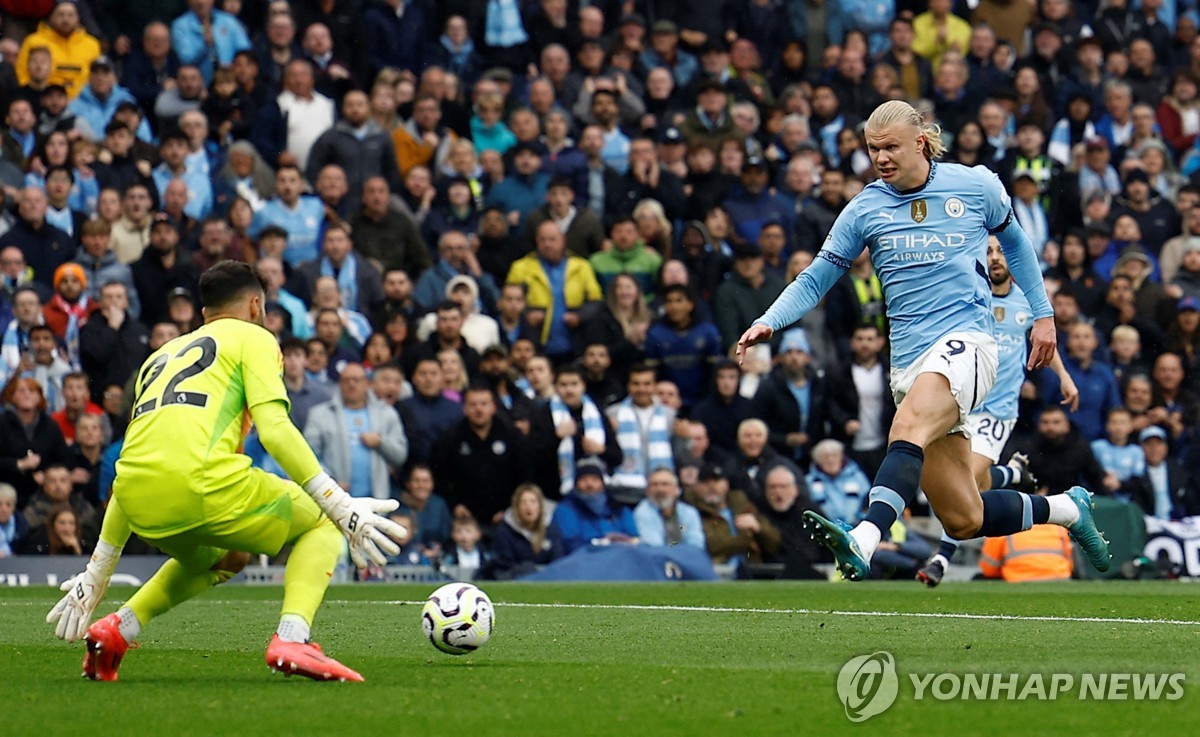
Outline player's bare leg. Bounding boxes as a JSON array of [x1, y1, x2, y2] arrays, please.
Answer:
[[917, 449, 992, 586], [805, 373, 959, 580]]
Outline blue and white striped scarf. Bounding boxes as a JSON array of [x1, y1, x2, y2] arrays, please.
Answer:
[[320, 253, 358, 314], [609, 398, 674, 491], [485, 0, 529, 48], [550, 393, 605, 495]]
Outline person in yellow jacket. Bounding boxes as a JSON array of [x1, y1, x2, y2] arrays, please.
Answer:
[[15, 1, 102, 98], [979, 523, 1074, 582], [912, 0, 973, 71], [505, 219, 602, 359]]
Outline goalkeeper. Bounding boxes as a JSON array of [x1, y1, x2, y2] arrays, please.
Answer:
[[47, 261, 406, 683]]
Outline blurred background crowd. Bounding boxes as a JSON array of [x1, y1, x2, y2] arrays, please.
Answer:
[[1, 0, 1198, 581]]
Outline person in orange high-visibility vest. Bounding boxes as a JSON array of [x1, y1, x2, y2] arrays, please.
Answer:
[[979, 524, 1074, 582]]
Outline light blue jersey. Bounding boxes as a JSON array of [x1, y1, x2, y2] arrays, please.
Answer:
[[758, 162, 1053, 369], [1090, 439, 1145, 483], [976, 283, 1033, 420], [248, 196, 327, 267]]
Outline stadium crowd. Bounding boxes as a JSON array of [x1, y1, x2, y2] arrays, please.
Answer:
[[1, 0, 1199, 580]]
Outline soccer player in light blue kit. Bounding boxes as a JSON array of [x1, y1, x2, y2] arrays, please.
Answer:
[[737, 101, 1110, 581], [916, 237, 1081, 587]]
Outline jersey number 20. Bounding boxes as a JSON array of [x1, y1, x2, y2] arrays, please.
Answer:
[[133, 336, 218, 419]]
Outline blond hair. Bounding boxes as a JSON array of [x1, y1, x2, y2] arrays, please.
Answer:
[[865, 100, 946, 160]]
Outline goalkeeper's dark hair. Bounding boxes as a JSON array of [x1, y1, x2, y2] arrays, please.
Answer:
[[200, 260, 267, 310]]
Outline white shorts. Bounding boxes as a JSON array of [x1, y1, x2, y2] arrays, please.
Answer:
[[965, 412, 1016, 463], [889, 331, 999, 437]]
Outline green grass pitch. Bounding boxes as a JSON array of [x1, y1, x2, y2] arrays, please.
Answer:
[[2, 582, 1198, 737]]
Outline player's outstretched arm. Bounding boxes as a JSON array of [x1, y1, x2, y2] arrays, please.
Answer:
[[743, 252, 851, 363], [47, 497, 132, 641], [251, 400, 408, 568], [1049, 349, 1079, 411]]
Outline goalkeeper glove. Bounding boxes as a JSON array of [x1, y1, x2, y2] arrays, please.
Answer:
[[304, 473, 408, 568], [46, 539, 121, 642]]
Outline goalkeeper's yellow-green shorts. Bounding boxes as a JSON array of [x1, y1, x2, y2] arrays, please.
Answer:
[[134, 468, 326, 572]]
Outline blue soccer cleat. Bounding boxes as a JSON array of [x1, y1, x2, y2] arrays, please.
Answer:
[[1064, 486, 1112, 572], [802, 511, 871, 581]]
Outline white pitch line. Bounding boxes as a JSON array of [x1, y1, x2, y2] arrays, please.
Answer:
[[4, 598, 1199, 627], [351, 600, 1200, 627]]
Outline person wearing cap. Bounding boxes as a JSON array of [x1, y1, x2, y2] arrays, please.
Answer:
[[36, 85, 76, 137], [1113, 243, 1166, 316], [1129, 425, 1200, 520], [713, 237, 785, 352], [720, 154, 795, 252], [485, 142, 550, 231], [67, 57, 147, 144], [414, 274, 500, 353], [679, 78, 739, 153], [750, 327, 831, 468], [550, 458, 639, 554], [1011, 170, 1052, 270], [640, 19, 699, 89], [1078, 134, 1121, 197], [130, 213, 199, 327], [0, 187, 73, 291], [1112, 168, 1180, 256], [684, 459, 780, 567], [42, 261, 95, 344], [15, 1, 102, 99]]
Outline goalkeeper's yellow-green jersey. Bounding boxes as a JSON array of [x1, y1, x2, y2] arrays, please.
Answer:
[[114, 317, 322, 536]]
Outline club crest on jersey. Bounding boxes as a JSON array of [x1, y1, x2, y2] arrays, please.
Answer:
[[911, 199, 927, 223], [945, 197, 965, 218], [994, 306, 1005, 321]]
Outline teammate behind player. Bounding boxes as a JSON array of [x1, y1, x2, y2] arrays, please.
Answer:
[[737, 100, 1110, 581], [47, 261, 408, 682], [916, 237, 1081, 587]]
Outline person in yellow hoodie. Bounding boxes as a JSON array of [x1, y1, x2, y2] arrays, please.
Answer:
[[912, 0, 973, 71], [979, 523, 1074, 582], [506, 219, 602, 362], [16, 1, 102, 99]]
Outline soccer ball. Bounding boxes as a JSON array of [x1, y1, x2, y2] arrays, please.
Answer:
[[421, 583, 495, 655]]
